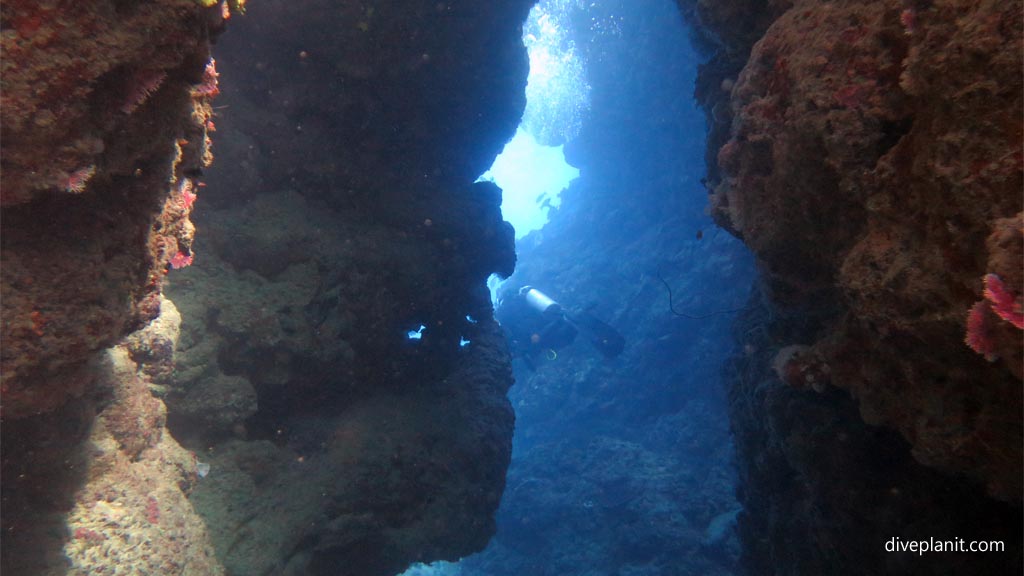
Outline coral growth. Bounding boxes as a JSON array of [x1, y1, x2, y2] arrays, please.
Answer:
[[121, 69, 168, 115], [191, 58, 220, 98], [170, 251, 194, 269], [965, 273, 1022, 362], [983, 274, 1023, 329], [178, 179, 198, 211], [969, 213, 1024, 377], [64, 165, 96, 194], [965, 301, 998, 361], [709, 0, 1023, 500]]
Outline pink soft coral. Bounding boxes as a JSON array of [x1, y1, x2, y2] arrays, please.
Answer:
[[965, 301, 998, 361], [178, 179, 197, 211], [169, 251, 193, 269], [964, 273, 1023, 360], [191, 59, 219, 98], [982, 273, 1024, 329], [122, 69, 167, 114]]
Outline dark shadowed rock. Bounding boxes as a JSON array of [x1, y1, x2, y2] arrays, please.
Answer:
[[161, 0, 530, 573]]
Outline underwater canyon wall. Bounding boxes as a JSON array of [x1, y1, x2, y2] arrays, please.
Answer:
[[2, 0, 531, 575], [161, 0, 532, 574], [682, 0, 1023, 572], [1, 1, 230, 574]]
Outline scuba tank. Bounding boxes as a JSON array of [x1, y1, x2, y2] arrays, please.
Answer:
[[521, 286, 561, 314]]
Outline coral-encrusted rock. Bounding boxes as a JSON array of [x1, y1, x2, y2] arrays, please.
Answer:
[[99, 348, 167, 461], [1, 2, 234, 573], [123, 296, 182, 387], [61, 347, 222, 576], [727, 297, 1022, 576], [0, 0, 226, 414], [713, 0, 1022, 499], [711, 0, 912, 300], [2, 319, 223, 575]]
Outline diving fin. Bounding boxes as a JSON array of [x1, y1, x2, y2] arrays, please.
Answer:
[[567, 309, 625, 358]]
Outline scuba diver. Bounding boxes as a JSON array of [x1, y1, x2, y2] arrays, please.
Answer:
[[495, 285, 625, 369]]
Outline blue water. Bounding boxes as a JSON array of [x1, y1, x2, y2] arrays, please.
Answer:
[[406, 1, 756, 574], [478, 128, 577, 239]]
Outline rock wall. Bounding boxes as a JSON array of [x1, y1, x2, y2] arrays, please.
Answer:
[[681, 0, 1023, 572], [2, 0, 531, 574], [2, 298, 225, 575], [706, 0, 1022, 498], [1, 2, 230, 574], [159, 0, 532, 574], [726, 293, 1021, 574], [1, 0, 225, 410]]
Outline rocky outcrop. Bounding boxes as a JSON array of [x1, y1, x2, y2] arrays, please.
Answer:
[[1, 2, 230, 574], [184, 322, 514, 575], [727, 294, 1022, 575], [2, 0, 529, 574], [2, 299, 223, 575], [685, 0, 1023, 572], [1, 0, 226, 414], [702, 0, 1022, 498], [155, 0, 530, 573]]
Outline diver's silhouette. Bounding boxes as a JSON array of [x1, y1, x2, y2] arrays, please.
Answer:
[[496, 286, 624, 369]]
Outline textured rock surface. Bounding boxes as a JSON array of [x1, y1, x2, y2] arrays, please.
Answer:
[[156, 0, 530, 573], [2, 302, 223, 575], [0, 0, 225, 414], [683, 0, 1024, 572], [60, 346, 222, 576], [726, 295, 1022, 575], [1, 2, 229, 574], [704, 0, 1022, 498], [2, 1, 526, 574], [187, 322, 514, 575]]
